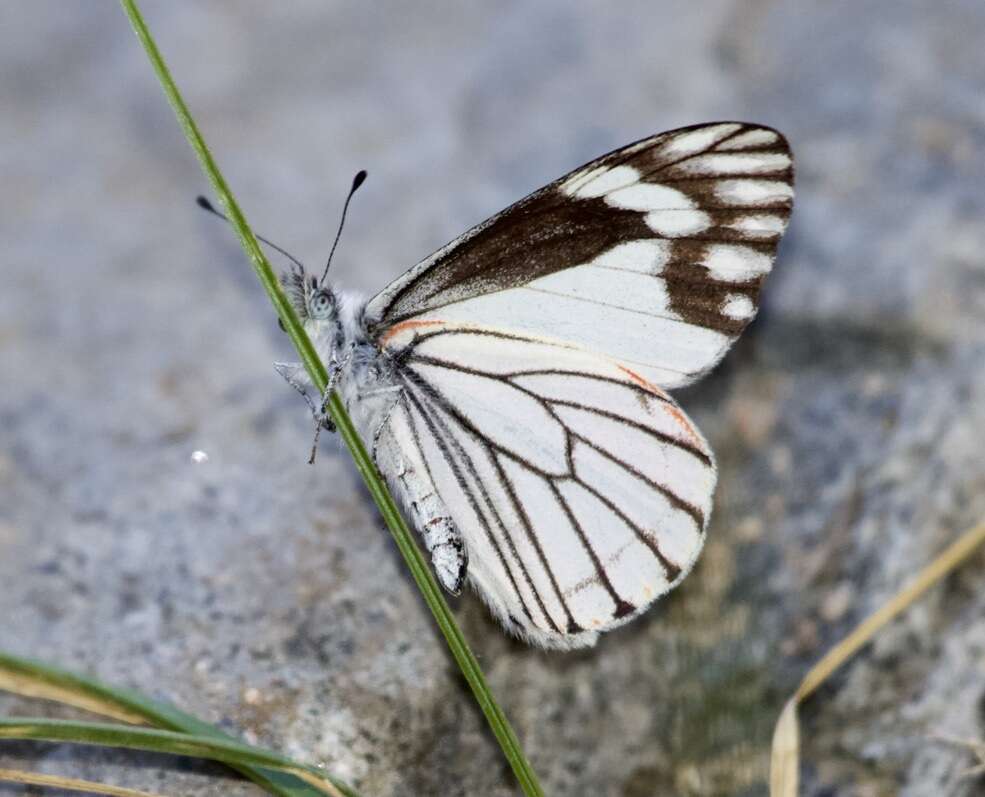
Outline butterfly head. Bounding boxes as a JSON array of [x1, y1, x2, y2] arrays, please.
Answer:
[[280, 266, 347, 363], [282, 265, 338, 323]]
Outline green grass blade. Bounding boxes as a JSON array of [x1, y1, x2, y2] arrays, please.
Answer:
[[0, 719, 354, 797], [118, 2, 543, 794], [0, 650, 355, 797]]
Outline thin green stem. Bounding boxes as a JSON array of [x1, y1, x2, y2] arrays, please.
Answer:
[[118, 2, 543, 795]]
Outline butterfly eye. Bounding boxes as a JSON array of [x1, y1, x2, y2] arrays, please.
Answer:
[[309, 289, 335, 319]]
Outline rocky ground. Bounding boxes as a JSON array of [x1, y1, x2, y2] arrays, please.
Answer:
[[2, 2, 984, 795]]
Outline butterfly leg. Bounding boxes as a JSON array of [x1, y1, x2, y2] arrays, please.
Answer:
[[311, 347, 355, 424], [275, 361, 337, 428], [305, 348, 365, 462], [274, 362, 323, 415], [274, 360, 341, 463]]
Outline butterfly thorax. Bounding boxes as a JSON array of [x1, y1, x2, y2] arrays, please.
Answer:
[[303, 286, 401, 440], [282, 266, 393, 423]]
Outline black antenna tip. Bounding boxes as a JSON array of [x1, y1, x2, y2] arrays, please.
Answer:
[[319, 171, 367, 285], [196, 195, 215, 211]]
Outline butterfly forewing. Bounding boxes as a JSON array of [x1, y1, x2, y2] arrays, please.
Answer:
[[367, 122, 793, 389]]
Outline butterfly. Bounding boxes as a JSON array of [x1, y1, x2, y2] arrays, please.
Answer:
[[275, 122, 794, 649]]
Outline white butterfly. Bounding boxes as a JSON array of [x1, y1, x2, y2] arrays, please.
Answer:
[[277, 122, 794, 649]]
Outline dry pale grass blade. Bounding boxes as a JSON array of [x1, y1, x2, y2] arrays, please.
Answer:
[[0, 767, 165, 797], [770, 519, 985, 797], [0, 661, 147, 726], [769, 700, 800, 797], [930, 733, 985, 779]]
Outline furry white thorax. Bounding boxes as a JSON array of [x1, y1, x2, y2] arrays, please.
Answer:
[[303, 288, 395, 440]]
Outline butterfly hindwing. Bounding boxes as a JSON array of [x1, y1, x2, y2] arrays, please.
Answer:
[[375, 323, 715, 648], [367, 122, 793, 389]]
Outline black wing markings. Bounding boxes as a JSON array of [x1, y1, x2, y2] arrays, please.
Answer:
[[399, 327, 711, 465], [574, 478, 683, 583], [369, 122, 792, 340], [401, 368, 689, 630], [487, 451, 583, 634], [404, 375, 574, 633], [400, 325, 692, 396], [569, 433, 704, 529], [382, 195, 654, 326], [407, 352, 710, 468], [388, 328, 706, 634], [547, 479, 637, 620], [590, 123, 733, 181], [399, 381, 545, 629], [359, 123, 791, 641]]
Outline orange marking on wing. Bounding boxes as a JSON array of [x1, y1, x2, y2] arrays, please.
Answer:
[[617, 364, 703, 449], [663, 403, 702, 449], [617, 365, 667, 398], [379, 319, 446, 346]]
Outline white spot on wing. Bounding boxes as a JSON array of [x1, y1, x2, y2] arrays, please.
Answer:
[[592, 240, 671, 274], [702, 244, 773, 281], [560, 165, 606, 196], [605, 183, 695, 211], [715, 128, 780, 150], [660, 123, 742, 157], [677, 151, 791, 175], [528, 264, 676, 319], [644, 209, 711, 236], [727, 214, 787, 238], [563, 165, 640, 198], [620, 137, 658, 156], [720, 293, 756, 320], [716, 180, 793, 206]]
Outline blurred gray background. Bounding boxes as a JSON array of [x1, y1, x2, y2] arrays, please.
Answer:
[[2, 2, 985, 795]]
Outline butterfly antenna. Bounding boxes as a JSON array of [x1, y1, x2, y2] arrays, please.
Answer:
[[320, 170, 367, 286], [195, 196, 307, 272]]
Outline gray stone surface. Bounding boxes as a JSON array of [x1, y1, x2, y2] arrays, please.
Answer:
[[2, 2, 984, 795]]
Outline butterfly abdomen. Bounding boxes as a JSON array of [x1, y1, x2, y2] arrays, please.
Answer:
[[338, 297, 469, 596]]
